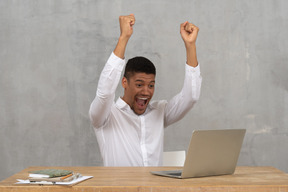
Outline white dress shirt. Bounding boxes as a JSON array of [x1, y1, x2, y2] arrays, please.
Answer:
[[89, 52, 202, 166]]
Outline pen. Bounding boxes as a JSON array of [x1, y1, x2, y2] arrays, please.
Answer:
[[61, 173, 73, 180]]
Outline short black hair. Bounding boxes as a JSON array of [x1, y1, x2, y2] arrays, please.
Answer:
[[124, 56, 156, 80]]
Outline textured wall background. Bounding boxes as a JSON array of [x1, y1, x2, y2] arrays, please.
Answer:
[[1, 0, 288, 180]]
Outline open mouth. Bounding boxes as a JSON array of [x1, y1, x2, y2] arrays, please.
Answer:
[[136, 97, 149, 107]]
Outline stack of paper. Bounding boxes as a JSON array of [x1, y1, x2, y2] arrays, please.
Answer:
[[15, 169, 93, 185]]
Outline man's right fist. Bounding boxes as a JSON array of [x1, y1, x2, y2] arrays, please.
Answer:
[[119, 14, 135, 39]]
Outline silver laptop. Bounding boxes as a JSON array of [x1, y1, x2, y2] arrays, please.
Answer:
[[151, 129, 246, 179]]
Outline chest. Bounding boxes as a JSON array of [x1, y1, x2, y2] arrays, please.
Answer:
[[107, 106, 165, 140]]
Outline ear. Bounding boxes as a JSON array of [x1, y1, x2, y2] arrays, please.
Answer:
[[122, 77, 128, 89]]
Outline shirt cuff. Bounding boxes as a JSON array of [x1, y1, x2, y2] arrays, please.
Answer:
[[107, 52, 126, 71], [185, 63, 201, 76]]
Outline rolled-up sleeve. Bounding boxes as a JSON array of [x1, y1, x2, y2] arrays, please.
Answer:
[[89, 52, 125, 128], [164, 63, 202, 127]]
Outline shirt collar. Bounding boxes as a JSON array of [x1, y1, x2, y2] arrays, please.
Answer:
[[116, 97, 155, 116]]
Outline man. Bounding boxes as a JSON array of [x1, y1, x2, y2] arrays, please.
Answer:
[[89, 14, 202, 166]]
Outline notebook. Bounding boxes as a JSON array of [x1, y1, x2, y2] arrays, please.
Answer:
[[151, 129, 246, 179]]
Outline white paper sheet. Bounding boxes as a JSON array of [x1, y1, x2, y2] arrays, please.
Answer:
[[15, 176, 93, 185]]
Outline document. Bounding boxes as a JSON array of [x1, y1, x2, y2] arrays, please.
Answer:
[[16, 175, 93, 185]]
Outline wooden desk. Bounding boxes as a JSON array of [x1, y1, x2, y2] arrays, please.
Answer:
[[1, 166, 288, 192]]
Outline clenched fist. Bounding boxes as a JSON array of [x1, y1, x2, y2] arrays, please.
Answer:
[[180, 21, 199, 47], [119, 14, 136, 40]]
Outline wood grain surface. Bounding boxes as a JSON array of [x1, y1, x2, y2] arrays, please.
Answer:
[[1, 166, 288, 192]]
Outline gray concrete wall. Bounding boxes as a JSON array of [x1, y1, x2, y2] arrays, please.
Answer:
[[1, 0, 287, 180]]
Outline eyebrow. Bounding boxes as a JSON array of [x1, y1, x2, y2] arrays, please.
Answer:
[[135, 79, 155, 83]]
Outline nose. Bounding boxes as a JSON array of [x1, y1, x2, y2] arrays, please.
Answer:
[[141, 85, 150, 96]]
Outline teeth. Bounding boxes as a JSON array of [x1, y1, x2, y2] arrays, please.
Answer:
[[138, 97, 148, 100]]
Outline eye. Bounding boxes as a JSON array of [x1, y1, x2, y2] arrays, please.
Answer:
[[149, 84, 155, 88], [136, 84, 142, 88]]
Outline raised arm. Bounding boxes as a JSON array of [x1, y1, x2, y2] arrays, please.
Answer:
[[180, 21, 199, 67], [89, 14, 135, 128], [114, 14, 135, 59], [164, 22, 202, 127]]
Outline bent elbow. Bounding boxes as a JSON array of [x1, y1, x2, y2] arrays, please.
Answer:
[[89, 106, 99, 128], [89, 99, 110, 129]]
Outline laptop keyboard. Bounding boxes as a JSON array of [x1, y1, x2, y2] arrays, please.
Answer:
[[163, 170, 182, 176], [168, 172, 182, 176]]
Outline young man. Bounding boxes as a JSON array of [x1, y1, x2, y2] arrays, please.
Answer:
[[89, 14, 202, 166]]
